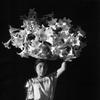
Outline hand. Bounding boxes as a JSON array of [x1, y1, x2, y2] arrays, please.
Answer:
[[64, 58, 72, 62], [64, 55, 76, 62], [64, 56, 74, 62]]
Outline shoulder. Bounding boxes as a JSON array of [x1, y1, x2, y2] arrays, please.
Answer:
[[43, 76, 50, 81], [30, 78, 39, 84], [31, 77, 47, 83], [48, 71, 57, 79]]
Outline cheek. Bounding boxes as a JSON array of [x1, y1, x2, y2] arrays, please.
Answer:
[[37, 68, 42, 74], [41, 67, 44, 72], [39, 68, 43, 74], [36, 68, 40, 73]]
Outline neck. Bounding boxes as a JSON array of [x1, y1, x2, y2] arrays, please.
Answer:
[[37, 76, 41, 78]]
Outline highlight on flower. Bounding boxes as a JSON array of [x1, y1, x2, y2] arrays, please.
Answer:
[[3, 8, 86, 61]]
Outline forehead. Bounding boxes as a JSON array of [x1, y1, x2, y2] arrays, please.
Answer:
[[38, 62, 44, 65], [36, 62, 44, 67]]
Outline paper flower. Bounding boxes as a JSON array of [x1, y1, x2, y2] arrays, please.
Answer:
[[3, 9, 86, 61]]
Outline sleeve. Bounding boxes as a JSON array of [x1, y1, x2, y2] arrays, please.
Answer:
[[25, 79, 34, 100], [48, 71, 58, 86], [49, 71, 57, 79]]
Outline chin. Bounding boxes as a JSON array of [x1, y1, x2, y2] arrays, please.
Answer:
[[40, 75, 43, 77], [38, 74, 43, 77]]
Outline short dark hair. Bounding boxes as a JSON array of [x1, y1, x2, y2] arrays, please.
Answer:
[[34, 59, 48, 76]]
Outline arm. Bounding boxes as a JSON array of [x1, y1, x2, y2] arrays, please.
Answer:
[[56, 57, 72, 78], [56, 61, 66, 78]]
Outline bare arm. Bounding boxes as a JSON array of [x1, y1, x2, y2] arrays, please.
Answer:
[[56, 57, 72, 78], [56, 61, 66, 78]]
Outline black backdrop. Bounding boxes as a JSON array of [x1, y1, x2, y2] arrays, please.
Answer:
[[0, 0, 99, 100]]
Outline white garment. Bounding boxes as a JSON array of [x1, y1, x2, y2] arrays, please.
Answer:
[[26, 72, 57, 100]]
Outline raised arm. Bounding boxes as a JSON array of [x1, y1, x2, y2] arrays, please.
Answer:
[[56, 57, 72, 78], [56, 61, 66, 78]]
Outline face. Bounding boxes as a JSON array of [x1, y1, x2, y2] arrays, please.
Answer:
[[36, 62, 44, 77]]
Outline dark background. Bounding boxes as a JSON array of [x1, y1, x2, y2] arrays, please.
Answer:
[[0, 0, 99, 100]]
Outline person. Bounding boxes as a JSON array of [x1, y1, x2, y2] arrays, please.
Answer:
[[25, 59, 69, 100]]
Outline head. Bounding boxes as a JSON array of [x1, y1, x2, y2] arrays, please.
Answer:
[[34, 60, 47, 77]]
